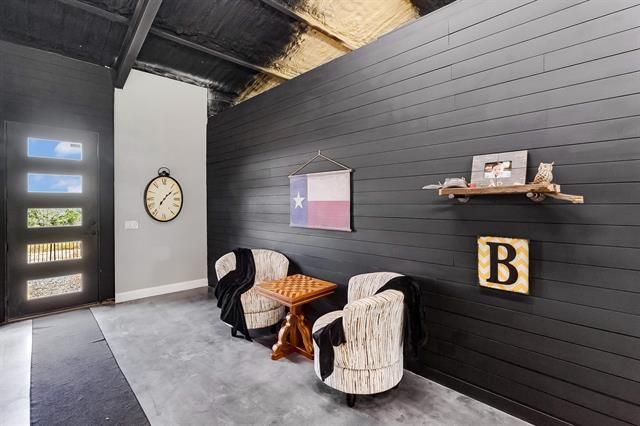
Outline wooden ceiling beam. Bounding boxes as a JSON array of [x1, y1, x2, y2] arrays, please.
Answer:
[[114, 0, 162, 88], [259, 0, 358, 50], [55, 0, 290, 82]]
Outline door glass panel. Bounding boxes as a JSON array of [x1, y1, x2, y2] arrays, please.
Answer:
[[28, 173, 82, 193], [27, 208, 82, 228], [27, 273, 82, 300], [27, 138, 82, 161], [27, 241, 82, 264]]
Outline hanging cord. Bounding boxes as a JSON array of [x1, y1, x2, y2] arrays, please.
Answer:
[[289, 150, 352, 177]]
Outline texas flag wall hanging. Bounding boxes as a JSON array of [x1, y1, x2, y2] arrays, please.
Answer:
[[289, 151, 352, 232]]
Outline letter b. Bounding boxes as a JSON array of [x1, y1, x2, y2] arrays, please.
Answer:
[[486, 242, 518, 285]]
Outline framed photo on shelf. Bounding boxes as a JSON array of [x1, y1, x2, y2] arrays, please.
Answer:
[[471, 150, 528, 187]]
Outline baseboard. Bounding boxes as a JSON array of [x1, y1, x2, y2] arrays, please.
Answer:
[[115, 278, 208, 303]]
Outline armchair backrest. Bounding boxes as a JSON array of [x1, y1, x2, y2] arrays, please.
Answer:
[[347, 272, 402, 303], [214, 249, 289, 285], [252, 249, 289, 284], [337, 272, 405, 370]]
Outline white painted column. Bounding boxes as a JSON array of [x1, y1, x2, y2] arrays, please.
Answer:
[[0, 320, 32, 426]]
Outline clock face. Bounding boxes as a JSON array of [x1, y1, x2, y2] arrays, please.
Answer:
[[144, 175, 183, 222]]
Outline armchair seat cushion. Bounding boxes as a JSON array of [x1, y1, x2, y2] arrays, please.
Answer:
[[240, 287, 282, 314], [241, 287, 285, 330]]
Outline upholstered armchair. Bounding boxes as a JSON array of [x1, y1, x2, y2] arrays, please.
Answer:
[[214, 249, 289, 330], [312, 272, 405, 406]]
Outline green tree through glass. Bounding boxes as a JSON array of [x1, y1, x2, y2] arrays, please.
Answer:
[[28, 208, 81, 227]]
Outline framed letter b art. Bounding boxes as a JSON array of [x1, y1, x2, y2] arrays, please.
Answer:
[[478, 236, 529, 294]]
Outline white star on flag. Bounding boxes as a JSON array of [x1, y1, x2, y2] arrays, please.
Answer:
[[293, 192, 305, 208]]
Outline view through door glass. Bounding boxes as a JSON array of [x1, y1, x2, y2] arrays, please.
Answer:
[[6, 122, 99, 318]]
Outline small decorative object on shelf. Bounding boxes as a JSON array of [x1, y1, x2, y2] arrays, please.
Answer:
[[422, 177, 469, 190], [528, 161, 555, 202], [533, 162, 554, 184], [471, 150, 528, 187]]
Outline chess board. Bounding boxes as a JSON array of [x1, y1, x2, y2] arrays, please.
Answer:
[[256, 274, 337, 307]]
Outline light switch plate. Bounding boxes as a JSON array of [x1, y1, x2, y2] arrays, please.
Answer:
[[124, 220, 139, 230]]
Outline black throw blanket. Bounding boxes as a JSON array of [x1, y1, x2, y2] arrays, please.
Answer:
[[313, 276, 426, 381], [214, 248, 256, 341]]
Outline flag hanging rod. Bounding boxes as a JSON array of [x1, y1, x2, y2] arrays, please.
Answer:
[[289, 150, 352, 177]]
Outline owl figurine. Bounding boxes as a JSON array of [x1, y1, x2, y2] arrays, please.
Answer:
[[533, 162, 554, 184]]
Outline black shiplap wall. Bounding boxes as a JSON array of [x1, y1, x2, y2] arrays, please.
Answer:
[[0, 41, 115, 322], [207, 1, 640, 424]]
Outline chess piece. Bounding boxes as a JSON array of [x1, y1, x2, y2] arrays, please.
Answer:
[[533, 162, 554, 184]]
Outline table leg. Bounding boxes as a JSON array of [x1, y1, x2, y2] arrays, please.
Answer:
[[271, 305, 314, 360], [271, 312, 295, 360], [296, 313, 314, 355]]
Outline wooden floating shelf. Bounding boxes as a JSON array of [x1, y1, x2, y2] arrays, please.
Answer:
[[437, 183, 584, 204]]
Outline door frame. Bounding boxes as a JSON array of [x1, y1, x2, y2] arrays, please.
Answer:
[[1, 121, 115, 322]]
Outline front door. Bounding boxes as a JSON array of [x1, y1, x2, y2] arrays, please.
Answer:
[[6, 122, 99, 319]]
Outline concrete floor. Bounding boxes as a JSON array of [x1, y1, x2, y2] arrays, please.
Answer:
[[92, 287, 529, 426]]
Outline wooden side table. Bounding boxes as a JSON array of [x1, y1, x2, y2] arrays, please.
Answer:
[[255, 274, 337, 360]]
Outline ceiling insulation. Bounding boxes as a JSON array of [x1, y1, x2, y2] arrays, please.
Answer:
[[0, 0, 456, 114], [237, 0, 422, 103], [283, 0, 420, 47]]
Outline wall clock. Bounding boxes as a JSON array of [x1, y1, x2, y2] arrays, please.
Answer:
[[144, 167, 183, 222]]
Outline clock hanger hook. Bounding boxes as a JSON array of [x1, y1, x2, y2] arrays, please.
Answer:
[[158, 166, 171, 177]]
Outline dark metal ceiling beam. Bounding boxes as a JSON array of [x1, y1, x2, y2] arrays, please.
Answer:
[[148, 28, 290, 81], [259, 0, 357, 50], [55, 0, 290, 82], [114, 0, 162, 88], [56, 0, 127, 23]]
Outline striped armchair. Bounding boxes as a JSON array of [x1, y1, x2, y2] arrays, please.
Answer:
[[312, 272, 405, 406], [214, 249, 289, 330]]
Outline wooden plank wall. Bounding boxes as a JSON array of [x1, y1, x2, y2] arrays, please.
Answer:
[[0, 41, 115, 322], [206, 1, 640, 424]]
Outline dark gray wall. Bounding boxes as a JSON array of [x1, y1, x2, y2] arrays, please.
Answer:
[[0, 40, 115, 322], [207, 0, 640, 424]]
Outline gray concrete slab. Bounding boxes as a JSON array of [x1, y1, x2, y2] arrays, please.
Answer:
[[0, 320, 32, 426], [92, 288, 529, 426]]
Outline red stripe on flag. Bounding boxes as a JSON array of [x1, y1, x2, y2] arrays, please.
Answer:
[[308, 201, 350, 230]]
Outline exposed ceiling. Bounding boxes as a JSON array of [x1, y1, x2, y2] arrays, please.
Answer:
[[0, 0, 455, 114]]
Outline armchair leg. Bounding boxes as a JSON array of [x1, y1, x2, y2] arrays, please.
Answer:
[[346, 393, 356, 408]]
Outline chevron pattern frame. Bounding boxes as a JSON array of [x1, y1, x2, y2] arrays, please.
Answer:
[[478, 236, 529, 294]]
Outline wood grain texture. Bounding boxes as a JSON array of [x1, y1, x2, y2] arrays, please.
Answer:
[[207, 1, 640, 424], [0, 41, 115, 322], [256, 274, 337, 307]]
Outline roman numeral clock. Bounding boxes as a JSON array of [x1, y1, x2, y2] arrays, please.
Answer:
[[144, 167, 183, 222]]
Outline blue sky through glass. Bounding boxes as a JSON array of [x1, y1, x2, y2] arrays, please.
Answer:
[[28, 174, 82, 193], [28, 138, 82, 161]]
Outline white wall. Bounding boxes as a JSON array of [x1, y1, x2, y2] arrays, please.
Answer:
[[114, 70, 208, 302]]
